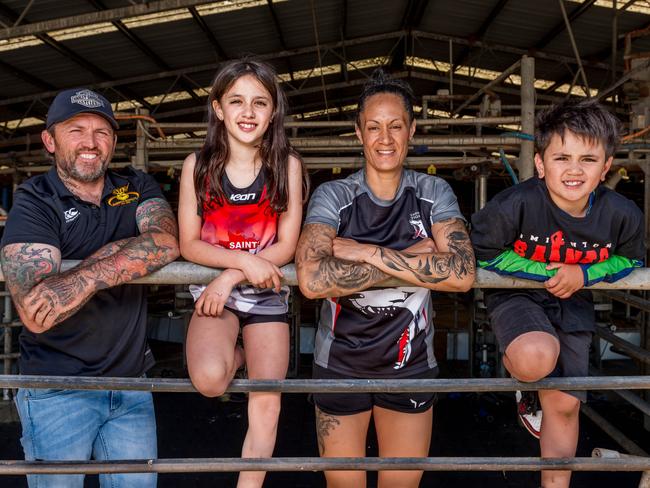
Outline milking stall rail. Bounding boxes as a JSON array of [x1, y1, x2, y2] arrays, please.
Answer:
[[0, 263, 648, 482]]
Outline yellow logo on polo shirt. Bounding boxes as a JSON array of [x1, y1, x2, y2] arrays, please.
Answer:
[[107, 184, 139, 206]]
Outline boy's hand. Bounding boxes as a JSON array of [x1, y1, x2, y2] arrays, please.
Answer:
[[544, 263, 584, 299]]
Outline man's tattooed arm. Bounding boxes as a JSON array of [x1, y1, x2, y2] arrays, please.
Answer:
[[366, 218, 475, 291], [1, 198, 180, 333], [295, 223, 389, 299]]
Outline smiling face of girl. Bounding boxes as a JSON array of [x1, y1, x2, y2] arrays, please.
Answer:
[[212, 74, 275, 149]]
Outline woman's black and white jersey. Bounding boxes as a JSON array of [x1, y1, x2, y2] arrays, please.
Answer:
[[304, 169, 464, 377]]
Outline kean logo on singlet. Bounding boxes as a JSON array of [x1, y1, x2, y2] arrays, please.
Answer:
[[230, 192, 256, 202]]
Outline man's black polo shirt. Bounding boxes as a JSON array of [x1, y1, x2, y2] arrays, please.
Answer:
[[1, 166, 163, 377]]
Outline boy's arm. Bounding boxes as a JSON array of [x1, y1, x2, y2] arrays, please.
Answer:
[[478, 248, 555, 282]]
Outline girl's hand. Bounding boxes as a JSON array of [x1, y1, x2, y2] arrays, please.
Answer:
[[196, 272, 236, 317], [240, 253, 284, 291], [544, 263, 584, 299]]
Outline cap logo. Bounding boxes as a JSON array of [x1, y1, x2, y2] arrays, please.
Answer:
[[70, 89, 104, 109]]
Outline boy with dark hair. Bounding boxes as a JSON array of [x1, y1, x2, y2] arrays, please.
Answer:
[[471, 98, 644, 488]]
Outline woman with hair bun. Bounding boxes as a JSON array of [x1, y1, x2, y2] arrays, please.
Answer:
[[296, 69, 475, 488]]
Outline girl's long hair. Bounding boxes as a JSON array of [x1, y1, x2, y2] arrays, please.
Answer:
[[194, 58, 306, 213]]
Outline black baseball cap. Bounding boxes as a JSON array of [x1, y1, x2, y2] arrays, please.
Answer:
[[46, 88, 119, 130]]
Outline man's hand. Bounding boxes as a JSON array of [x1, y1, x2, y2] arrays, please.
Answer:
[[196, 270, 237, 317], [332, 237, 375, 263], [544, 263, 584, 299]]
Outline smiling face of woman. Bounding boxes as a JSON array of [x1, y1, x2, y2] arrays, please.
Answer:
[[355, 92, 415, 178]]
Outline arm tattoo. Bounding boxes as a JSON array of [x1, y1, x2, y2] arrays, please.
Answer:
[[1, 244, 60, 300], [315, 408, 340, 456], [379, 218, 475, 284], [296, 223, 388, 297], [0, 199, 179, 328], [136, 197, 179, 238]]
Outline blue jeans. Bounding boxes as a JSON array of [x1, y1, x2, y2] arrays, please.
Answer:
[[15, 388, 157, 488]]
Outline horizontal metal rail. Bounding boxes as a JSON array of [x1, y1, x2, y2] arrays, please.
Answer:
[[604, 290, 650, 313], [595, 326, 650, 365], [3, 262, 646, 289], [0, 457, 648, 475], [152, 116, 522, 129], [1, 375, 649, 393], [4, 447, 646, 477]]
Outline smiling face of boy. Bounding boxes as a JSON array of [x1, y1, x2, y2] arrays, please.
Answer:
[[534, 129, 612, 218]]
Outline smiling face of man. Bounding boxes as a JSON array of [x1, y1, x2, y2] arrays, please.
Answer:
[[42, 113, 116, 184]]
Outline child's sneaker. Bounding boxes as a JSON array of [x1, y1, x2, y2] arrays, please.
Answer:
[[516, 390, 542, 439]]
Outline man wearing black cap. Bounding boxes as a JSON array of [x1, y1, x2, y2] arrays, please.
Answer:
[[0, 88, 179, 487]]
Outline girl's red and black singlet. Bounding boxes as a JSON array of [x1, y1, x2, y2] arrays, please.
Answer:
[[189, 168, 289, 314]]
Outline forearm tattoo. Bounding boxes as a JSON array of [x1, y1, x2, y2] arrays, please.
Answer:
[[315, 408, 341, 456], [379, 218, 475, 284], [136, 197, 179, 238], [296, 224, 388, 296], [1, 244, 60, 300], [82, 233, 177, 290], [0, 199, 179, 327]]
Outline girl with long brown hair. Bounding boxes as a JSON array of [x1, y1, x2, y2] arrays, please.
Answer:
[[178, 58, 306, 488]]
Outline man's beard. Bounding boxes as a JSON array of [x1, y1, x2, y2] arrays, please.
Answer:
[[56, 151, 110, 183]]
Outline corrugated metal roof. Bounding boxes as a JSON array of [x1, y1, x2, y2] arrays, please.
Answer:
[[1, 0, 649, 153]]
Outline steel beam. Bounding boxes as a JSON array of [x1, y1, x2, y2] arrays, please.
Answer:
[[0, 0, 217, 40]]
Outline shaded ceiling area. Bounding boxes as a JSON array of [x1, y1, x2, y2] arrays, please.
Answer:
[[1, 0, 650, 163]]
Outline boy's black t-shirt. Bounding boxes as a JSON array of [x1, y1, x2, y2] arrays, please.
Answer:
[[471, 177, 645, 332]]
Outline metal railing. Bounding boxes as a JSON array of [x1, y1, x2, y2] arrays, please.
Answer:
[[0, 262, 648, 479]]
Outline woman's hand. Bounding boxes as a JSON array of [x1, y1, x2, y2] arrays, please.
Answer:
[[404, 238, 437, 254], [332, 237, 376, 263], [239, 253, 284, 291], [196, 271, 237, 317]]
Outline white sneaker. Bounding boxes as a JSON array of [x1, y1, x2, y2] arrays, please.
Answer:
[[516, 390, 542, 439]]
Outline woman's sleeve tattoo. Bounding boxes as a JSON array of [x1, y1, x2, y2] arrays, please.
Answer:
[[296, 223, 388, 297], [379, 218, 475, 284]]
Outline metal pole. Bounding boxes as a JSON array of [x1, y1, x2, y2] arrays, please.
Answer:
[[452, 58, 522, 116], [1, 374, 650, 393], [519, 55, 535, 181], [2, 292, 12, 401], [3, 261, 650, 289], [612, 0, 618, 90], [592, 448, 650, 488], [0, 456, 649, 475], [134, 108, 149, 173], [151, 116, 522, 130], [582, 404, 648, 457], [559, 0, 590, 94], [594, 326, 650, 365]]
